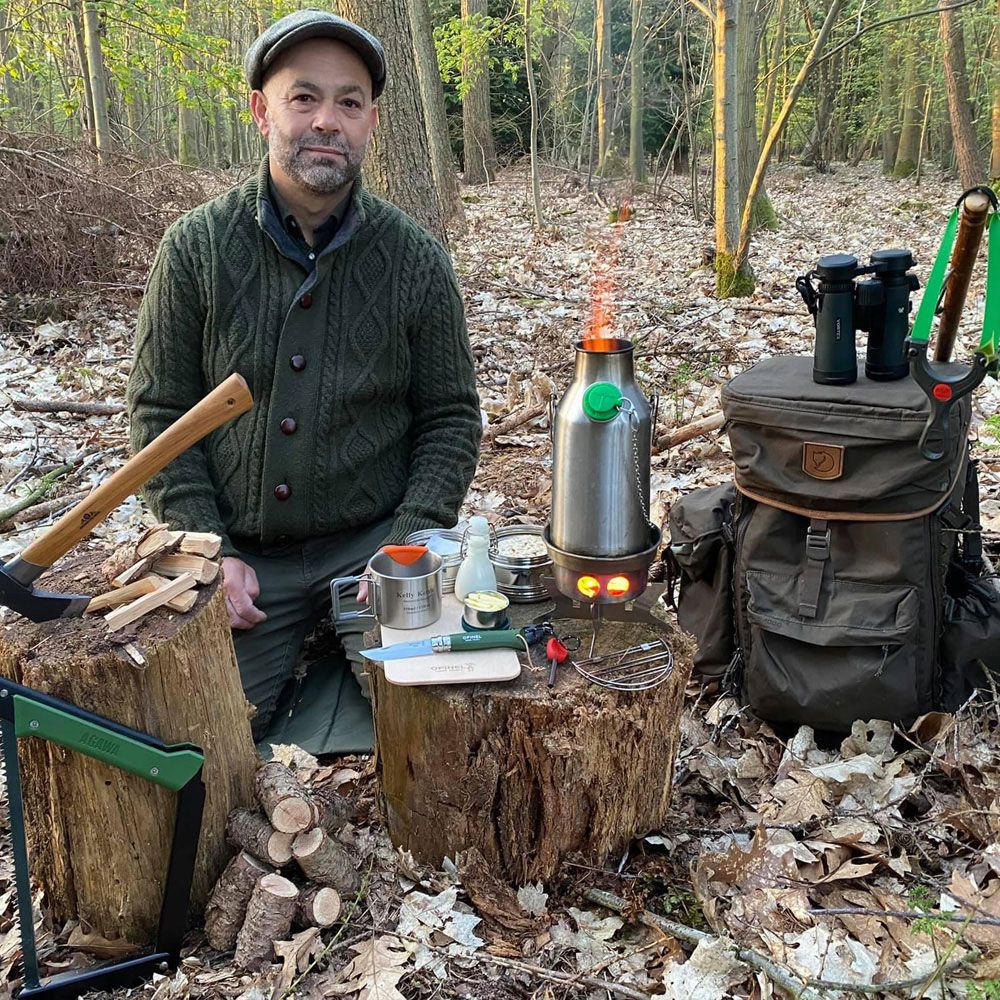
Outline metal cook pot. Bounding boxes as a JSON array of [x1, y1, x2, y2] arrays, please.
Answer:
[[330, 545, 442, 630]]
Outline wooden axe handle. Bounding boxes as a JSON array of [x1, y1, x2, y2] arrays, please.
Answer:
[[20, 374, 252, 571], [934, 191, 992, 362]]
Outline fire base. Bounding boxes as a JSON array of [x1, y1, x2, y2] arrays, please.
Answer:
[[533, 577, 668, 630]]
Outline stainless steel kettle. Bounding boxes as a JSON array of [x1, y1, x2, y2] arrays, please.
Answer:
[[549, 338, 654, 558]]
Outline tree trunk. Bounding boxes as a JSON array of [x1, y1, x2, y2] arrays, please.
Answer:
[[0, 4, 22, 122], [544, 3, 574, 162], [81, 0, 111, 155], [460, 0, 497, 184], [410, 0, 465, 234], [735, 0, 774, 230], [759, 0, 785, 144], [880, 45, 900, 173], [732, 0, 846, 280], [0, 561, 257, 941], [524, 0, 544, 226], [939, 0, 986, 188], [992, 0, 1000, 179], [338, 0, 446, 243], [177, 0, 199, 164], [894, 42, 922, 177], [370, 615, 693, 884], [713, 0, 749, 295], [800, 60, 834, 168], [596, 0, 611, 167], [628, 0, 644, 181]]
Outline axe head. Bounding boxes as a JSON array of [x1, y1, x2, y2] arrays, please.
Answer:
[[0, 557, 90, 622]]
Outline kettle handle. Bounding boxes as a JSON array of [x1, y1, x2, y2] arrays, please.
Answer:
[[649, 391, 660, 456]]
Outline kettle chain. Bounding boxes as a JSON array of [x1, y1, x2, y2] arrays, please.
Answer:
[[618, 399, 651, 525]]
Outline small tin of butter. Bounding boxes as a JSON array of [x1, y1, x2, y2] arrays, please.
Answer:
[[462, 590, 511, 630]]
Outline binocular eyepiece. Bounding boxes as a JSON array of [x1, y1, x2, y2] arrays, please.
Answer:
[[797, 248, 919, 386]]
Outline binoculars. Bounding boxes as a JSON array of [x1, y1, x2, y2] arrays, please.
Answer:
[[796, 249, 920, 385]]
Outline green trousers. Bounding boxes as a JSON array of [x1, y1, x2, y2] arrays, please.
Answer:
[[231, 516, 391, 755]]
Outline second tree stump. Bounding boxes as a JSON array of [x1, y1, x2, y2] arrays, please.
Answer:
[[369, 612, 693, 885]]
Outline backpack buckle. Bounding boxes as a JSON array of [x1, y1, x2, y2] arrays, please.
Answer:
[[805, 525, 831, 562], [799, 521, 831, 619]]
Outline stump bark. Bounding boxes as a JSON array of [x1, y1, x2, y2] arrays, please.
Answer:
[[0, 552, 258, 940], [369, 607, 694, 885]]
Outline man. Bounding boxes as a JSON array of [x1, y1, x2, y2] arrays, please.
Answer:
[[126, 11, 482, 753]]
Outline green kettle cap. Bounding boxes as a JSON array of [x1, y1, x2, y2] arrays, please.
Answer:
[[582, 382, 623, 421]]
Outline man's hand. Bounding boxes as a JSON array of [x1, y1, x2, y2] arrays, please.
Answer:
[[222, 557, 268, 630]]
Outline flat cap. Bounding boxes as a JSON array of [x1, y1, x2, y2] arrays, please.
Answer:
[[244, 10, 387, 98]]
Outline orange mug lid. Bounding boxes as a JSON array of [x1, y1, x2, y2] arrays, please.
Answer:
[[381, 544, 428, 566]]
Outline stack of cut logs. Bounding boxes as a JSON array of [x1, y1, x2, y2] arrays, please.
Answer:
[[206, 762, 358, 971], [90, 524, 223, 631]]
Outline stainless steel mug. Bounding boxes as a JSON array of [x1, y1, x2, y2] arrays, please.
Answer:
[[330, 545, 443, 630]]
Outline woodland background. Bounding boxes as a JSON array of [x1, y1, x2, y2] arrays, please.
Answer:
[[1, 0, 1000, 997], [0, 0, 998, 291]]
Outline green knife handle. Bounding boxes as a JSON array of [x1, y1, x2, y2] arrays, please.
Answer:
[[12, 694, 203, 792], [446, 630, 524, 651]]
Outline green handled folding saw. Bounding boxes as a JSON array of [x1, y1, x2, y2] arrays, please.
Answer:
[[0, 678, 205, 999]]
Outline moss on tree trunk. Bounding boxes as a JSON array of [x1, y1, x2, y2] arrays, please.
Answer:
[[715, 251, 755, 297]]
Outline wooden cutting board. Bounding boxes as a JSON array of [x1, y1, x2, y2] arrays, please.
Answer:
[[378, 595, 521, 686]]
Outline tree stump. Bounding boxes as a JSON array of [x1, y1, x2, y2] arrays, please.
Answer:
[[369, 604, 694, 885], [0, 551, 258, 941]]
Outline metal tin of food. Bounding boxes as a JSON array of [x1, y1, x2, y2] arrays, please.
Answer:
[[461, 590, 511, 630], [490, 523, 552, 603], [404, 527, 464, 593]]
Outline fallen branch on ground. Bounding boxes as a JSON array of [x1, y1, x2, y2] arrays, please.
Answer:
[[811, 906, 1000, 928], [0, 490, 89, 533], [483, 401, 547, 444], [654, 411, 725, 452], [589, 889, 984, 998], [0, 464, 74, 524], [13, 398, 125, 416], [586, 887, 824, 1000]]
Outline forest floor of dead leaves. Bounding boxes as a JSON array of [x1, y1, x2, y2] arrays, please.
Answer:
[[1, 157, 1000, 1000]]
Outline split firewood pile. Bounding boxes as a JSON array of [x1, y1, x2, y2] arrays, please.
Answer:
[[206, 761, 359, 972], [88, 523, 223, 631]]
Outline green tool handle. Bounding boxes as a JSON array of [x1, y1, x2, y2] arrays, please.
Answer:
[[7, 688, 203, 792], [441, 630, 525, 652]]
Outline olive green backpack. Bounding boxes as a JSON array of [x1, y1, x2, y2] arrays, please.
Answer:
[[667, 210, 1000, 729]]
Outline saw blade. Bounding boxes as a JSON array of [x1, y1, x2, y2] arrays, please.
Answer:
[[0, 711, 41, 992]]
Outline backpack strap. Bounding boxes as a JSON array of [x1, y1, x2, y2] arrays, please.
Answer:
[[961, 458, 983, 573], [798, 518, 830, 619]]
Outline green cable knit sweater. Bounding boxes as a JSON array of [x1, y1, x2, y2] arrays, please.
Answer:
[[127, 159, 482, 557]]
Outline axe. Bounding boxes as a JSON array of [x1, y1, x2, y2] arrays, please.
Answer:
[[0, 373, 253, 622]]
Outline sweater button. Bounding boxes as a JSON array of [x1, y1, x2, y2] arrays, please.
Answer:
[[300, 293, 313, 309], [274, 484, 291, 501], [290, 355, 307, 372], [280, 417, 297, 435]]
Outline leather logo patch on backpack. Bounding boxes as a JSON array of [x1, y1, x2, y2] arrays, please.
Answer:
[[802, 442, 844, 480]]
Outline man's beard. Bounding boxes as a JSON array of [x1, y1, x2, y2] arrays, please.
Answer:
[[269, 128, 366, 195]]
